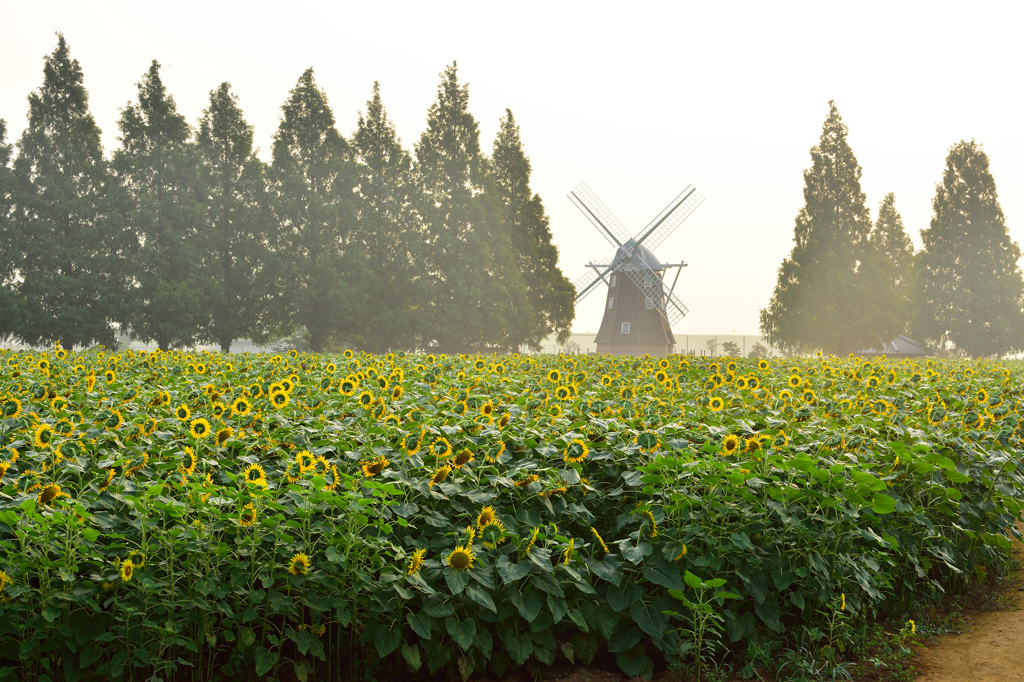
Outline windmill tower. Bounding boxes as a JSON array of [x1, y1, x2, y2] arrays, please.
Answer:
[[569, 182, 703, 356]]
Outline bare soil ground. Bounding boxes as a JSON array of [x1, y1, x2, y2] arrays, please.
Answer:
[[911, 524, 1024, 682]]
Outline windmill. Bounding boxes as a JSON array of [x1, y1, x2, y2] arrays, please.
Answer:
[[568, 182, 704, 356]]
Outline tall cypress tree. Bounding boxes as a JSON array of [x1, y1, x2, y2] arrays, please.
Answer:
[[491, 109, 574, 351], [868, 193, 915, 333], [760, 101, 894, 354], [195, 83, 274, 352], [351, 82, 422, 353], [270, 69, 359, 353], [414, 63, 530, 352], [0, 120, 16, 342], [915, 140, 1024, 356], [112, 61, 210, 351], [11, 35, 120, 349]]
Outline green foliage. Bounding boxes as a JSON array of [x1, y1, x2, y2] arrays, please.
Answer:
[[350, 82, 423, 353], [0, 348, 1021, 680], [9, 35, 121, 349], [761, 101, 900, 355], [915, 140, 1024, 357], [112, 60, 211, 351], [196, 82, 276, 352], [414, 64, 532, 353], [270, 69, 360, 354], [491, 109, 575, 350], [0, 120, 17, 342]]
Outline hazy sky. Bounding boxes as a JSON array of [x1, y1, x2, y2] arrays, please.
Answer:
[[3, 1, 1022, 336]]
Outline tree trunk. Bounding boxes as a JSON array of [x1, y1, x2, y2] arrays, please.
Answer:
[[220, 340, 231, 353]]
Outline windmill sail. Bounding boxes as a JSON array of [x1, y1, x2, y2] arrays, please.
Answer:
[[634, 186, 704, 251], [567, 182, 632, 248]]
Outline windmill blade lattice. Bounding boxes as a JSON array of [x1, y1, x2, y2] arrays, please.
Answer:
[[567, 182, 633, 248], [572, 261, 617, 304], [633, 186, 704, 252], [620, 254, 690, 326]]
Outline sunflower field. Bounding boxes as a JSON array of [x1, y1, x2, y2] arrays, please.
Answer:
[[0, 347, 1022, 681]]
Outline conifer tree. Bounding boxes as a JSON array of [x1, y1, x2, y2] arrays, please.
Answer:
[[0, 120, 16, 342], [491, 109, 574, 351], [867, 193, 915, 335], [915, 140, 1024, 356], [270, 69, 359, 353], [414, 63, 530, 352], [760, 101, 895, 354], [11, 35, 120, 349], [351, 82, 423, 352], [195, 83, 274, 352], [112, 61, 210, 351]]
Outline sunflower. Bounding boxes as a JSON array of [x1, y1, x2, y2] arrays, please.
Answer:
[[619, 387, 635, 400], [361, 456, 389, 477], [98, 468, 115, 492], [453, 449, 474, 468], [744, 436, 761, 454], [802, 389, 816, 404], [514, 474, 539, 488], [391, 385, 404, 400], [288, 552, 310, 576], [243, 463, 268, 488], [590, 527, 610, 554], [722, 434, 741, 455], [480, 400, 494, 418], [406, 548, 427, 575], [1, 397, 22, 419], [736, 377, 747, 389], [708, 396, 725, 411], [33, 424, 54, 449], [358, 391, 374, 407], [232, 397, 252, 415], [547, 369, 562, 383], [37, 484, 63, 505], [239, 502, 257, 527], [446, 544, 474, 571], [339, 378, 357, 396], [270, 392, 290, 410], [758, 359, 770, 370], [189, 418, 211, 439], [788, 375, 801, 388], [430, 437, 453, 459], [0, 570, 11, 602], [179, 447, 197, 476], [50, 396, 67, 412], [498, 413, 511, 429], [476, 505, 497, 528], [481, 519, 506, 549], [429, 465, 452, 487], [563, 439, 589, 464], [484, 441, 506, 463], [747, 377, 760, 390], [175, 404, 191, 421], [120, 558, 134, 582], [216, 427, 234, 445]]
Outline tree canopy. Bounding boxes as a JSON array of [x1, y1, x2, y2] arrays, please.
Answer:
[[0, 41, 575, 353], [10, 34, 119, 349], [761, 102, 901, 355], [914, 140, 1024, 357]]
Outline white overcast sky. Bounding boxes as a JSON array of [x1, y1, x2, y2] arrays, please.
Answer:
[[2, 0, 1022, 335]]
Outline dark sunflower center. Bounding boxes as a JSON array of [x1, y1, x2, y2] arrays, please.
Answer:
[[450, 551, 470, 569]]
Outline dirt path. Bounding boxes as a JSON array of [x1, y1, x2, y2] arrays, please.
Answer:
[[912, 525, 1024, 682]]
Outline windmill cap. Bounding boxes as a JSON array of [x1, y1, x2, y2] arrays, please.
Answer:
[[617, 239, 664, 271]]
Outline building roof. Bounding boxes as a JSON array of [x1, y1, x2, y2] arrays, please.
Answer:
[[858, 334, 930, 357], [616, 239, 664, 271]]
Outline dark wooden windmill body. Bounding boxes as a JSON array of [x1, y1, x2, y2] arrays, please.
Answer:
[[569, 182, 703, 356]]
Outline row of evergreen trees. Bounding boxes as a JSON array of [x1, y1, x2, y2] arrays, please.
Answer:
[[0, 36, 574, 353], [760, 102, 1024, 357]]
